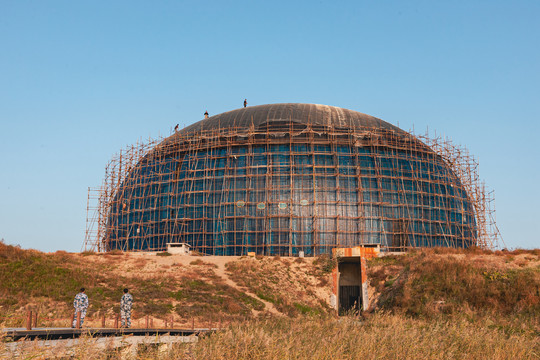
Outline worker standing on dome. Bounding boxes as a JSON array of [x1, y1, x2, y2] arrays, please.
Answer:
[[72, 288, 89, 328], [120, 288, 133, 328], [244, 99, 247, 108]]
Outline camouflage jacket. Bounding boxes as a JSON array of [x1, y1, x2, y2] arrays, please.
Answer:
[[121, 293, 133, 311], [73, 292, 89, 310]]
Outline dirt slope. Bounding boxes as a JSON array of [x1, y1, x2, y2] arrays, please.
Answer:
[[0, 243, 333, 327], [367, 248, 540, 321], [1, 241, 538, 331]]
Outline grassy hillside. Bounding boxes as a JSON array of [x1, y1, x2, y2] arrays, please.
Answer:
[[1, 242, 539, 359], [179, 248, 539, 359], [0, 241, 333, 327], [368, 248, 539, 319]]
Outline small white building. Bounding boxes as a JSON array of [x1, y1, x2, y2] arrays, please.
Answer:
[[166, 242, 191, 255]]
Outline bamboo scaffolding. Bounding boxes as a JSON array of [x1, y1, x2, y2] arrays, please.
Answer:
[[84, 123, 503, 254]]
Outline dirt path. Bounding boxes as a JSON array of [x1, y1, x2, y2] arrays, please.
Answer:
[[127, 253, 283, 316], [212, 261, 282, 316]]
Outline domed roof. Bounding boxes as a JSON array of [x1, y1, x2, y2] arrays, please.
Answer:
[[177, 103, 404, 135]]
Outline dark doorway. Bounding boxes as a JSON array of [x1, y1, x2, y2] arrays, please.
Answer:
[[338, 259, 362, 315], [339, 285, 360, 315]]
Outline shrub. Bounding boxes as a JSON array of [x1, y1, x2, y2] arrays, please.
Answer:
[[104, 250, 124, 256], [313, 254, 336, 274]]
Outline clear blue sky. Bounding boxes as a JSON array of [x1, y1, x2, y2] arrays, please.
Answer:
[[1, 1, 538, 252]]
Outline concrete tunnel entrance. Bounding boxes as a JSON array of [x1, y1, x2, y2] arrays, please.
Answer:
[[332, 246, 379, 315], [338, 258, 364, 315]]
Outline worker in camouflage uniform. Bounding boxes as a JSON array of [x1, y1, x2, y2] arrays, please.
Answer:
[[72, 287, 89, 328], [120, 288, 133, 328]]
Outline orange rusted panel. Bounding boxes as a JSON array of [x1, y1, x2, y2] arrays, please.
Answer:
[[333, 246, 380, 259]]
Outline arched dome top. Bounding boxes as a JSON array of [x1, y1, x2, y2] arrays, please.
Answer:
[[104, 102, 478, 254], [176, 103, 404, 135]]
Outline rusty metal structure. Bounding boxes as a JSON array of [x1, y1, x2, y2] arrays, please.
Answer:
[[84, 103, 502, 254]]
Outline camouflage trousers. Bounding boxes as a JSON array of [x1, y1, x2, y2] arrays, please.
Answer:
[[121, 309, 132, 328], [72, 308, 87, 327]]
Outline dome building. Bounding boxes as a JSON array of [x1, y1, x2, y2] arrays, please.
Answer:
[[92, 103, 488, 255]]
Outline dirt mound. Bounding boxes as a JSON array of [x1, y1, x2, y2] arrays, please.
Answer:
[[0, 242, 332, 327], [367, 248, 540, 320], [1, 241, 538, 330]]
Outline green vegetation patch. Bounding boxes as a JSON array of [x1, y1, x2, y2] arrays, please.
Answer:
[[293, 302, 320, 316], [156, 252, 172, 257], [313, 254, 337, 274], [174, 276, 264, 318]]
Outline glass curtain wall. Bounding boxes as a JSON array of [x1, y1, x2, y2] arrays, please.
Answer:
[[106, 135, 476, 255]]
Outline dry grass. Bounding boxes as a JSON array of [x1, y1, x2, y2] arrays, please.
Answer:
[[131, 257, 148, 268], [190, 259, 218, 268], [1, 242, 539, 359], [3, 314, 537, 359], [180, 314, 539, 360], [368, 249, 540, 330], [103, 250, 125, 256]]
